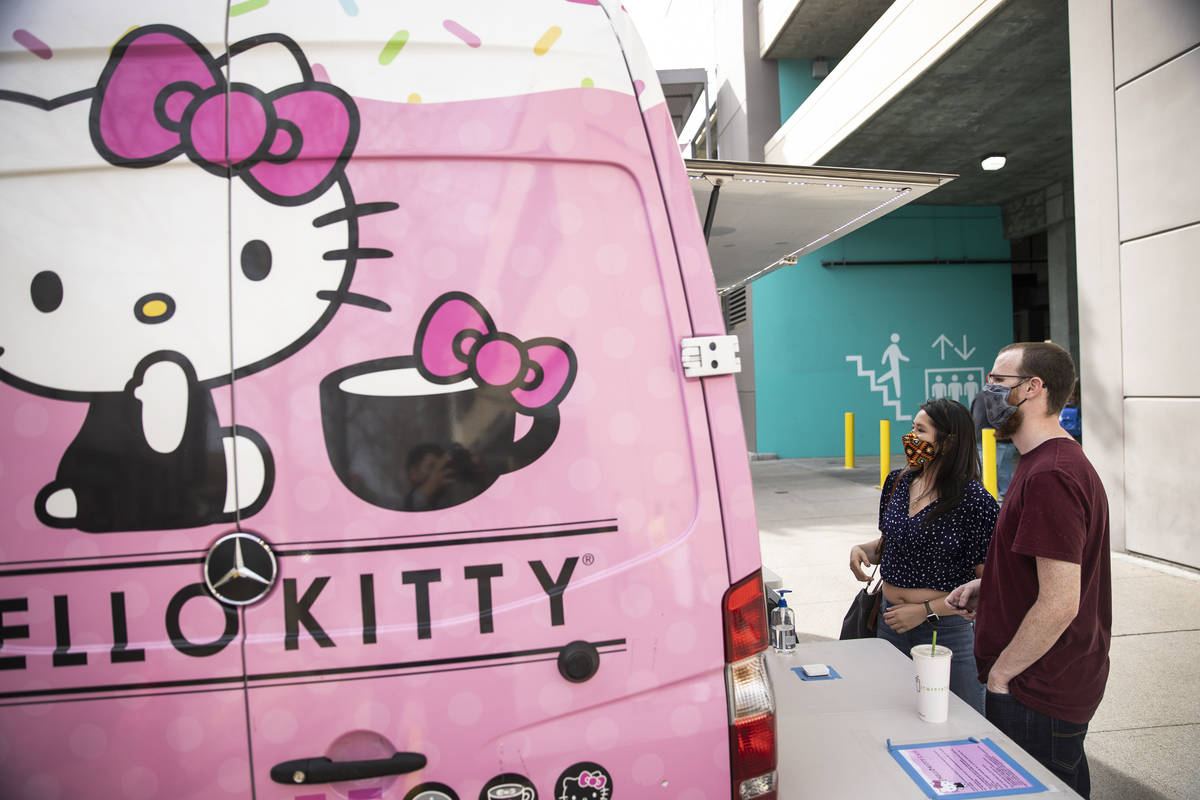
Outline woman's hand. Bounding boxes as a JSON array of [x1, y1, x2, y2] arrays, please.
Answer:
[[881, 602, 926, 634], [849, 544, 875, 582]]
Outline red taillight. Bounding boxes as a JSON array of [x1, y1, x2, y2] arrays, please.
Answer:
[[731, 712, 777, 790], [722, 569, 768, 662], [723, 570, 777, 799]]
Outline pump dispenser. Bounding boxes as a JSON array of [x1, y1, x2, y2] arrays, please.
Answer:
[[771, 589, 796, 654]]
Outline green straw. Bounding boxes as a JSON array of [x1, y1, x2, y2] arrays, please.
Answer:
[[931, 630, 937, 656]]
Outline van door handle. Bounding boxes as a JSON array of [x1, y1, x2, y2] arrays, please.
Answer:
[[270, 752, 426, 785]]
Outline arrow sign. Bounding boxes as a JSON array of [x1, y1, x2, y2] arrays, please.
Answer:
[[931, 334, 953, 360], [953, 335, 976, 360]]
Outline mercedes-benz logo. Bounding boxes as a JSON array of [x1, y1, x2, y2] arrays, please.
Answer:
[[203, 531, 278, 606]]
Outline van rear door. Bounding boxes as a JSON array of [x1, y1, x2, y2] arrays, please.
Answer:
[[0, 10, 254, 798], [226, 4, 744, 797]]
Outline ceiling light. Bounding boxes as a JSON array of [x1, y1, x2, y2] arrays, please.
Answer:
[[980, 154, 1006, 171]]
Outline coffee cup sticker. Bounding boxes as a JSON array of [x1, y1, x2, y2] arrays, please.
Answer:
[[556, 762, 612, 799], [321, 292, 576, 512], [479, 773, 537, 800], [405, 783, 459, 800]]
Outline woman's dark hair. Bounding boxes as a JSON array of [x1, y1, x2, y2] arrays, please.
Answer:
[[906, 398, 980, 527]]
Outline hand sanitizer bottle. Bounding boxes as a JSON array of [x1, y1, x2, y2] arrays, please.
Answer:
[[771, 589, 796, 655]]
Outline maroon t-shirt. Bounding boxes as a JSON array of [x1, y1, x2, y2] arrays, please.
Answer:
[[974, 438, 1112, 724]]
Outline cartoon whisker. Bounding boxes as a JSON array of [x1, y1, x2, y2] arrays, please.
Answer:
[[323, 247, 392, 261], [313, 201, 399, 227], [317, 290, 391, 312]]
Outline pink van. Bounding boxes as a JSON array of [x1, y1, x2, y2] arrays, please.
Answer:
[[0, 2, 774, 798]]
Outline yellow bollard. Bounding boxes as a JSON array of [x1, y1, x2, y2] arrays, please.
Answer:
[[982, 428, 998, 499], [844, 412, 855, 469], [878, 419, 891, 487]]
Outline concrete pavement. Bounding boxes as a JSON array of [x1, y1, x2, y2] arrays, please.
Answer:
[[751, 456, 1200, 800]]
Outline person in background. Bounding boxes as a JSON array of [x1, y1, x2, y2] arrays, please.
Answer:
[[849, 398, 998, 714], [971, 387, 1018, 499], [947, 342, 1110, 798], [1059, 385, 1082, 443]]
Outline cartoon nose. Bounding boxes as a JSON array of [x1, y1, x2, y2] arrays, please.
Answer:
[[135, 293, 175, 324]]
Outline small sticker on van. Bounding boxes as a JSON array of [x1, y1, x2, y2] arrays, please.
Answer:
[[479, 773, 537, 800], [556, 761, 612, 799]]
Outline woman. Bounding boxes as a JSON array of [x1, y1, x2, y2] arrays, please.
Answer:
[[849, 398, 998, 713]]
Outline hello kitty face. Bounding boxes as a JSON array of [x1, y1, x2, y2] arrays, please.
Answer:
[[0, 153, 353, 396], [557, 770, 610, 800], [0, 25, 380, 398]]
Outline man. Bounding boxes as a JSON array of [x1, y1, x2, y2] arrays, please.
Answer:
[[947, 342, 1110, 798]]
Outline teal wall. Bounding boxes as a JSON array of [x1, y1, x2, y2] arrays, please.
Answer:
[[778, 58, 839, 120], [754, 206, 1013, 458]]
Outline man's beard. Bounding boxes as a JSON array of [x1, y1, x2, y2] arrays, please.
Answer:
[[996, 405, 1024, 439]]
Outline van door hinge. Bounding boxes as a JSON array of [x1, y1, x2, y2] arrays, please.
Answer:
[[681, 335, 741, 378]]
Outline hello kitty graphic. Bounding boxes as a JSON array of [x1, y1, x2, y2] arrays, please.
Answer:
[[555, 762, 612, 800], [0, 25, 394, 532]]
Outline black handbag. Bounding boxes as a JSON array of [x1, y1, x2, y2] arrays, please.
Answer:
[[839, 578, 882, 640], [840, 537, 883, 640]]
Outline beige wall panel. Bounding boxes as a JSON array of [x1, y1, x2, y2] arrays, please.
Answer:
[[1124, 399, 1200, 569], [1070, 0, 1126, 550], [1120, 224, 1200, 396], [1113, 0, 1200, 85], [1114, 47, 1200, 241]]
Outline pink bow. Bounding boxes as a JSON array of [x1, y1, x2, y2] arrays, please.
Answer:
[[414, 292, 577, 413], [578, 771, 607, 789], [91, 24, 356, 205]]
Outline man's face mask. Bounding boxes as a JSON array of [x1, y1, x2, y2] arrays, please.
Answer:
[[979, 380, 1029, 429]]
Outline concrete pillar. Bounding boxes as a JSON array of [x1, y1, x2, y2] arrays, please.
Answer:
[[1068, 0, 1126, 551]]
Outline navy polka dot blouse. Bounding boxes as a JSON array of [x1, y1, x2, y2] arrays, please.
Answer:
[[878, 469, 997, 592]]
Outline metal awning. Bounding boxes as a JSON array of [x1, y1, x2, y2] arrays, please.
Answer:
[[685, 159, 955, 294]]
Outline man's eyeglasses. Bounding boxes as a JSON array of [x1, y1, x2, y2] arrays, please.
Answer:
[[986, 373, 1033, 384]]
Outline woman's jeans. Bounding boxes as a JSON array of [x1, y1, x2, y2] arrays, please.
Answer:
[[986, 689, 1091, 798], [876, 599, 985, 714]]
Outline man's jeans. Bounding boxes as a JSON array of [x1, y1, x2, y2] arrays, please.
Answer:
[[986, 689, 1091, 797], [978, 441, 1018, 498], [876, 599, 985, 714]]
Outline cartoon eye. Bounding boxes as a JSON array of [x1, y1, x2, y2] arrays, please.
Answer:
[[31, 270, 63, 312], [240, 239, 272, 281]]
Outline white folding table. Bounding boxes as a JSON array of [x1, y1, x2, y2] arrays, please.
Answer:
[[769, 638, 1081, 798]]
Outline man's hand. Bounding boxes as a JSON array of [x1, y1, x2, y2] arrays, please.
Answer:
[[986, 673, 1011, 694], [946, 578, 982, 620]]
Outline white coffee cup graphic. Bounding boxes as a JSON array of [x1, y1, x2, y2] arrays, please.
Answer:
[[486, 784, 534, 800]]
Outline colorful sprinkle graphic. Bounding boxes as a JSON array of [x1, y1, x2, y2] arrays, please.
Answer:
[[229, 0, 269, 16], [337, 0, 360, 15], [633, 78, 645, 96], [534, 26, 562, 56], [13, 29, 52, 59], [565, 0, 601, 5], [379, 30, 409, 65], [443, 19, 481, 48], [407, 93, 422, 103], [581, 77, 594, 88]]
